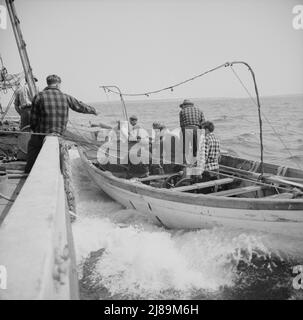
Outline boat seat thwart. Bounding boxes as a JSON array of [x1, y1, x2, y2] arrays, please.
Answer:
[[139, 174, 173, 182], [171, 178, 234, 192], [212, 185, 262, 197]]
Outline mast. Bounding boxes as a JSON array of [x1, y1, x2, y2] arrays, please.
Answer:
[[5, 0, 37, 99]]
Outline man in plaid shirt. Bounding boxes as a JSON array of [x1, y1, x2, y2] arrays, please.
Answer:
[[201, 121, 220, 175], [179, 99, 205, 163], [25, 74, 97, 173]]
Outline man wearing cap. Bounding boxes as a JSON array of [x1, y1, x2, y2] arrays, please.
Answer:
[[24, 74, 97, 173], [128, 115, 140, 142], [199, 121, 220, 183], [179, 99, 205, 164]]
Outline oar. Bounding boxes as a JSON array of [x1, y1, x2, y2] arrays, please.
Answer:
[[263, 176, 303, 190]]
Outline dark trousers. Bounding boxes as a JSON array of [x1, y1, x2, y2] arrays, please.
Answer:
[[20, 106, 31, 130], [24, 135, 45, 173], [182, 126, 198, 164]]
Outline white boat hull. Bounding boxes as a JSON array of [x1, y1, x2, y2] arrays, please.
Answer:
[[79, 149, 303, 239]]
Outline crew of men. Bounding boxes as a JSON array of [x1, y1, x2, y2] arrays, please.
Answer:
[[13, 75, 220, 180], [104, 100, 221, 180]]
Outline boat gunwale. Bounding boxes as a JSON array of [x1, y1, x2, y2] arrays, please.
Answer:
[[78, 147, 303, 211]]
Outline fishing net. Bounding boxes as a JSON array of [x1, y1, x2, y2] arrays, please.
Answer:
[[0, 69, 24, 91]]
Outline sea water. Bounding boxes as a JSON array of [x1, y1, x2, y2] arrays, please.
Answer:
[[68, 95, 303, 300]]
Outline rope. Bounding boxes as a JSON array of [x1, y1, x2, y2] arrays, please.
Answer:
[[0, 129, 102, 153], [102, 62, 229, 97]]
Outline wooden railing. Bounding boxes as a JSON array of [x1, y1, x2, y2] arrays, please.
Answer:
[[0, 137, 79, 300]]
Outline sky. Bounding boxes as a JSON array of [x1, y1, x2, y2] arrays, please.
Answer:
[[1, 0, 303, 102]]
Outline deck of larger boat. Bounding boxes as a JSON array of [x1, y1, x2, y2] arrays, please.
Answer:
[[0, 161, 27, 226], [0, 137, 79, 300]]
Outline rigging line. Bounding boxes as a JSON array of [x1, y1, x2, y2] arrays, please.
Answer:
[[229, 66, 302, 170], [0, 129, 99, 150], [230, 65, 257, 104], [102, 62, 229, 97]]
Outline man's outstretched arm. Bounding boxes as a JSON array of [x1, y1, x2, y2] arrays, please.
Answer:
[[66, 95, 97, 115]]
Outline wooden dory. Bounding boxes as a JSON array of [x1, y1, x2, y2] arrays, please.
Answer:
[[78, 145, 303, 239]]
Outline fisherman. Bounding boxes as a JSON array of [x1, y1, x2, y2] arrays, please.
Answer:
[[24, 74, 97, 173], [151, 121, 167, 143], [128, 115, 141, 142], [199, 121, 220, 181], [128, 114, 149, 144], [179, 99, 205, 164], [14, 78, 38, 130]]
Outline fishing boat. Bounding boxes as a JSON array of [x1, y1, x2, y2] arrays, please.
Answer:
[[78, 137, 303, 239]]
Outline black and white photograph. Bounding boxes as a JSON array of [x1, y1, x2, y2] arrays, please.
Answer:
[[0, 0, 303, 304]]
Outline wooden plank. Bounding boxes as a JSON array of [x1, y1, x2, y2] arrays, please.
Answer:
[[264, 192, 294, 199], [1, 162, 26, 171], [139, 174, 174, 182], [6, 169, 24, 174], [172, 178, 234, 192], [213, 185, 262, 197], [8, 174, 28, 179], [0, 178, 26, 226]]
